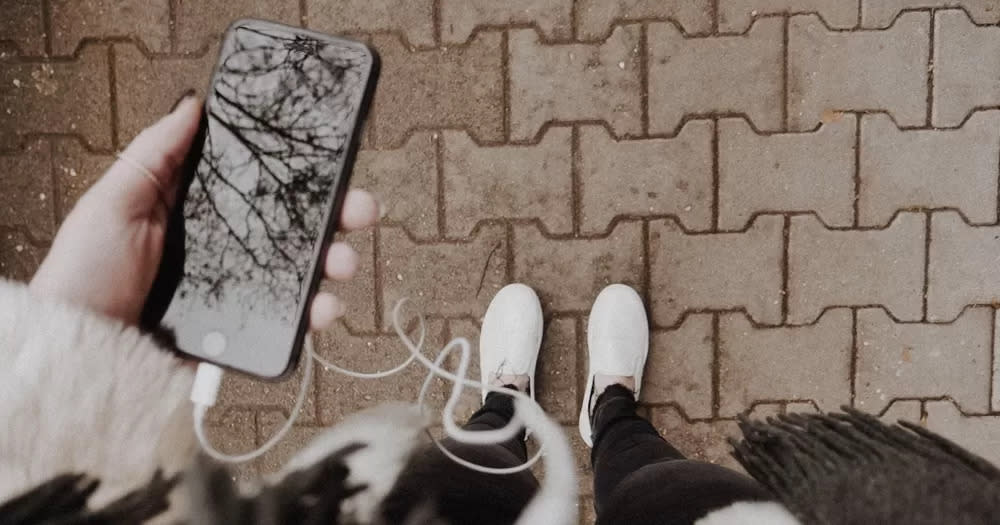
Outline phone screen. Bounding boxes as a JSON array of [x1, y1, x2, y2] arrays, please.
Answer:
[[160, 20, 376, 378]]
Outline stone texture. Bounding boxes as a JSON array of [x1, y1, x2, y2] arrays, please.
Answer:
[[933, 9, 1000, 127], [441, 0, 573, 44], [0, 46, 112, 149], [513, 221, 644, 312], [719, 309, 853, 417], [0, 140, 54, 240], [353, 132, 438, 239], [51, 139, 112, 221], [50, 0, 170, 55], [650, 215, 784, 327], [856, 307, 992, 413], [881, 399, 923, 424], [860, 111, 1000, 227], [579, 121, 713, 234], [650, 407, 742, 471], [307, 0, 433, 46], [371, 32, 503, 147], [995, 310, 1000, 412], [314, 320, 449, 424], [864, 0, 1000, 28], [640, 313, 714, 419], [444, 128, 572, 236], [649, 18, 783, 133], [509, 26, 642, 141], [320, 230, 376, 332], [113, 43, 216, 144], [256, 412, 323, 475], [174, 0, 300, 53], [575, 0, 714, 38], [202, 410, 259, 481], [788, 213, 926, 325], [925, 401, 1000, 466], [719, 0, 858, 33], [788, 12, 929, 130], [0, 230, 45, 281], [536, 317, 580, 424], [719, 115, 856, 230], [209, 357, 319, 424], [928, 211, 1000, 321], [379, 225, 507, 329], [0, 0, 46, 56]]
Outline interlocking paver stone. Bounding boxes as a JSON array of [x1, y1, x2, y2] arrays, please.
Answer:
[[256, 412, 323, 475], [380, 225, 507, 329], [881, 399, 923, 423], [0, 230, 44, 281], [933, 9, 1000, 127], [0, 140, 54, 240], [575, 0, 713, 38], [307, 0, 434, 47], [441, 0, 572, 44], [651, 407, 741, 470], [50, 0, 170, 55], [0, 46, 112, 149], [928, 211, 1000, 321], [650, 215, 784, 327], [995, 310, 1000, 411], [203, 410, 259, 481], [719, 309, 853, 417], [174, 0, 300, 54], [0, 0, 45, 55], [315, 320, 448, 424], [719, 0, 858, 33], [788, 12, 929, 130], [513, 221, 644, 311], [864, 1, 1000, 28], [925, 401, 1000, 465], [640, 313, 714, 419], [509, 26, 642, 141], [535, 317, 579, 424], [113, 44, 215, 143], [579, 122, 713, 234], [354, 132, 438, 239], [856, 307, 992, 413], [788, 213, 926, 325], [648, 18, 783, 133], [719, 115, 855, 229], [371, 31, 503, 147], [51, 139, 111, 221], [211, 358, 319, 424], [860, 111, 1000, 227], [444, 128, 572, 237]]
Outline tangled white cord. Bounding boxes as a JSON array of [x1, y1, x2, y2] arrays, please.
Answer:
[[191, 299, 557, 476]]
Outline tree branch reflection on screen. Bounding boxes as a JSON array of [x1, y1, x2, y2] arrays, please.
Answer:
[[178, 26, 369, 316]]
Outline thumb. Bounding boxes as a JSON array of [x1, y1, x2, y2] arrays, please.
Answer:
[[95, 94, 203, 218]]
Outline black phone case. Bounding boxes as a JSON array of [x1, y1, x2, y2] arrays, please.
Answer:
[[140, 19, 380, 380]]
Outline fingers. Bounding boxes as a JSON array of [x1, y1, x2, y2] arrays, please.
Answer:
[[340, 189, 379, 231], [309, 292, 347, 331], [96, 95, 203, 216], [325, 242, 359, 281]]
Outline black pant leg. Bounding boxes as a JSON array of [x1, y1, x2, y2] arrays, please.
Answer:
[[380, 390, 538, 525], [590, 385, 772, 525]]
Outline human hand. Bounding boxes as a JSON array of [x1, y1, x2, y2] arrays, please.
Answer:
[[29, 94, 378, 331]]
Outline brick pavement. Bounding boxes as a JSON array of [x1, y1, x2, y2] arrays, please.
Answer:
[[5, 2, 1000, 519]]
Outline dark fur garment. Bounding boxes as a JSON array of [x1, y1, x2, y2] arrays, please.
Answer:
[[731, 407, 1000, 525]]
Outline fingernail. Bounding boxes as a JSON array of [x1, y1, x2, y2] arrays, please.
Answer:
[[169, 89, 197, 113]]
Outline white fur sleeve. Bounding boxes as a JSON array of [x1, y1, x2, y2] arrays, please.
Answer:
[[0, 279, 196, 508]]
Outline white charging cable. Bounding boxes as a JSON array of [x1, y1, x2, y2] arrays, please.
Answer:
[[190, 299, 545, 475]]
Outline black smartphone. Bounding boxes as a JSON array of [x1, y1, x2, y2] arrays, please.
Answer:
[[150, 19, 378, 379]]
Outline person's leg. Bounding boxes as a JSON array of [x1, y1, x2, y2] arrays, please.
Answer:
[[381, 284, 545, 525], [581, 284, 772, 525], [590, 385, 772, 524]]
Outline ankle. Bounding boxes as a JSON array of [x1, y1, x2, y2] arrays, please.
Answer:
[[590, 375, 637, 416], [490, 373, 530, 394]]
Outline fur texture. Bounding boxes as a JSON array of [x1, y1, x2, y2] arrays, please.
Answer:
[[0, 279, 196, 513]]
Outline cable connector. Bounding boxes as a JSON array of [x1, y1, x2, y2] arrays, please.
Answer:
[[190, 362, 224, 408]]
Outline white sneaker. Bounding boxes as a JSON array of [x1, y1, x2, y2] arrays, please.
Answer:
[[579, 284, 649, 447], [479, 283, 544, 402]]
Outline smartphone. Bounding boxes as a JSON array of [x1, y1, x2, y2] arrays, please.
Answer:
[[147, 19, 378, 379]]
